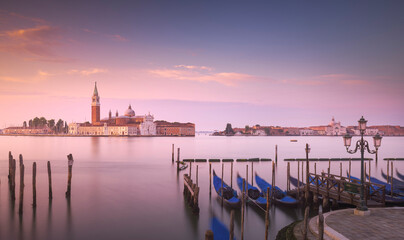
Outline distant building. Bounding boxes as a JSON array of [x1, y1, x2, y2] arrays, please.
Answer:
[[325, 117, 346, 136], [155, 121, 195, 136], [3, 126, 51, 135], [68, 83, 194, 136], [300, 129, 315, 136]]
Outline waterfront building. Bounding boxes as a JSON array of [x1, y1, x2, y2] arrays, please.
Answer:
[[68, 83, 194, 136], [300, 129, 315, 136], [3, 126, 51, 135], [155, 121, 195, 136], [325, 117, 347, 136]]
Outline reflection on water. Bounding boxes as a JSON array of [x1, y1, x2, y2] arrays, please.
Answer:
[[0, 135, 403, 239]]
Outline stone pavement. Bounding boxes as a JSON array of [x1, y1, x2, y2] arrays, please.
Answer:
[[301, 207, 404, 240]]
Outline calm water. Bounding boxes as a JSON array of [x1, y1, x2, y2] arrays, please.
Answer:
[[0, 135, 403, 240]]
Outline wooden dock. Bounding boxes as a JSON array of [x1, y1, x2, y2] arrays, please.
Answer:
[[288, 172, 386, 208]]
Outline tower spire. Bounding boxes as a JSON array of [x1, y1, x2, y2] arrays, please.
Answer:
[[93, 82, 99, 96]]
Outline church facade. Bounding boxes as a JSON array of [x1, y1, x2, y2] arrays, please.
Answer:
[[68, 83, 194, 136]]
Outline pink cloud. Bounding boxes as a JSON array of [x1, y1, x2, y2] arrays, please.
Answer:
[[69, 68, 108, 76], [149, 65, 255, 86], [82, 28, 129, 42]]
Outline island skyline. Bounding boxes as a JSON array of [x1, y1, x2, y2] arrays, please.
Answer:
[[1, 1, 403, 131]]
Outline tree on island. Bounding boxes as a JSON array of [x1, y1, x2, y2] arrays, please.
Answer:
[[56, 119, 64, 133], [224, 123, 234, 135], [23, 121, 27, 128], [245, 125, 250, 134], [48, 119, 55, 129]]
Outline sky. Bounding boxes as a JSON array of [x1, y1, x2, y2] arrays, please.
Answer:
[[0, 0, 403, 130]]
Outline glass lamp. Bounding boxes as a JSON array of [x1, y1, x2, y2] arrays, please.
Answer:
[[343, 133, 352, 147], [358, 116, 367, 132], [373, 133, 382, 148]]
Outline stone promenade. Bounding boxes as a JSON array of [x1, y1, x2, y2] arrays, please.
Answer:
[[299, 207, 404, 240]]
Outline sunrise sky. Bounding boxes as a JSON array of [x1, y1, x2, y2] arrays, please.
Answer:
[[1, 1, 403, 130]]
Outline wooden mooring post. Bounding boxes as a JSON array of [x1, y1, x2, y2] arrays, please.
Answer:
[[391, 162, 394, 197], [205, 230, 213, 240], [349, 158, 352, 180], [18, 155, 25, 215], [189, 161, 192, 178], [183, 174, 199, 214], [172, 144, 174, 163], [387, 159, 390, 183], [241, 178, 245, 240], [229, 210, 234, 240], [65, 154, 74, 198], [48, 161, 53, 200], [251, 162, 254, 186], [305, 144, 310, 203], [196, 165, 199, 187], [303, 205, 309, 240], [271, 161, 275, 202], [33, 162, 37, 208], [318, 211, 324, 240], [287, 162, 290, 191], [231, 162, 233, 189], [246, 165, 248, 193], [369, 159, 371, 180], [265, 186, 270, 240], [177, 148, 180, 171], [275, 144, 278, 164], [297, 159, 300, 199], [209, 163, 212, 195], [221, 163, 224, 207]]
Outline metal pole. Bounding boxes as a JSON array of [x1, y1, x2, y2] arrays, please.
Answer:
[[359, 131, 367, 211]]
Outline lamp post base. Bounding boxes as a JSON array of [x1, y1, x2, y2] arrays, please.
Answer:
[[354, 208, 371, 216]]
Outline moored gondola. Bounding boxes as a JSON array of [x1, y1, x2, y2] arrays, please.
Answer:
[[255, 174, 299, 207], [213, 170, 241, 209], [236, 174, 267, 209]]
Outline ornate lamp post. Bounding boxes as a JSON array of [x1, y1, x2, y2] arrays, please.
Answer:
[[343, 116, 382, 212]]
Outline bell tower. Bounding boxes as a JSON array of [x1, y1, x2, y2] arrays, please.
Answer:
[[91, 82, 100, 124]]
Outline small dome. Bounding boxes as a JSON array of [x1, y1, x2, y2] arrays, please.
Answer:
[[124, 104, 135, 117]]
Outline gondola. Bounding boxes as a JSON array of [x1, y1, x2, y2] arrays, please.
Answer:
[[381, 170, 404, 190], [213, 170, 241, 209], [255, 174, 299, 207], [396, 169, 404, 181], [347, 173, 404, 204], [288, 175, 305, 188], [366, 174, 404, 196], [210, 217, 236, 240], [236, 174, 267, 209]]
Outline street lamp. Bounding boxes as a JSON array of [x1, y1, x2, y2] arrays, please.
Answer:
[[343, 116, 382, 212]]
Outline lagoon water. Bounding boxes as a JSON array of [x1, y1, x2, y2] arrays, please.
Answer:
[[0, 135, 403, 240]]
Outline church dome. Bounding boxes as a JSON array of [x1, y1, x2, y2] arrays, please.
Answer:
[[124, 104, 135, 117]]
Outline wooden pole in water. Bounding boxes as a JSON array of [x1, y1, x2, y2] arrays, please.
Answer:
[[177, 148, 180, 171], [275, 144, 278, 164], [303, 205, 309, 239], [229, 210, 234, 240], [349, 158, 352, 180], [368, 159, 371, 180], [301, 159, 304, 185], [387, 159, 390, 183], [265, 186, 270, 240], [47, 161, 53, 200], [272, 161, 275, 201], [297, 159, 300, 199], [221, 163, 224, 207], [65, 154, 74, 198], [209, 163, 212, 195], [205, 230, 214, 240], [189, 161, 192, 178], [391, 162, 394, 197], [305, 144, 310, 203], [8, 151, 12, 183], [318, 211, 324, 240], [241, 178, 245, 240], [11, 158, 16, 200], [328, 159, 331, 175], [172, 144, 174, 163], [287, 162, 290, 191], [315, 162, 317, 176], [19, 163, 24, 215], [246, 165, 248, 193], [33, 162, 37, 208], [251, 162, 254, 186], [340, 162, 342, 178], [196, 165, 199, 187], [231, 162, 233, 189]]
